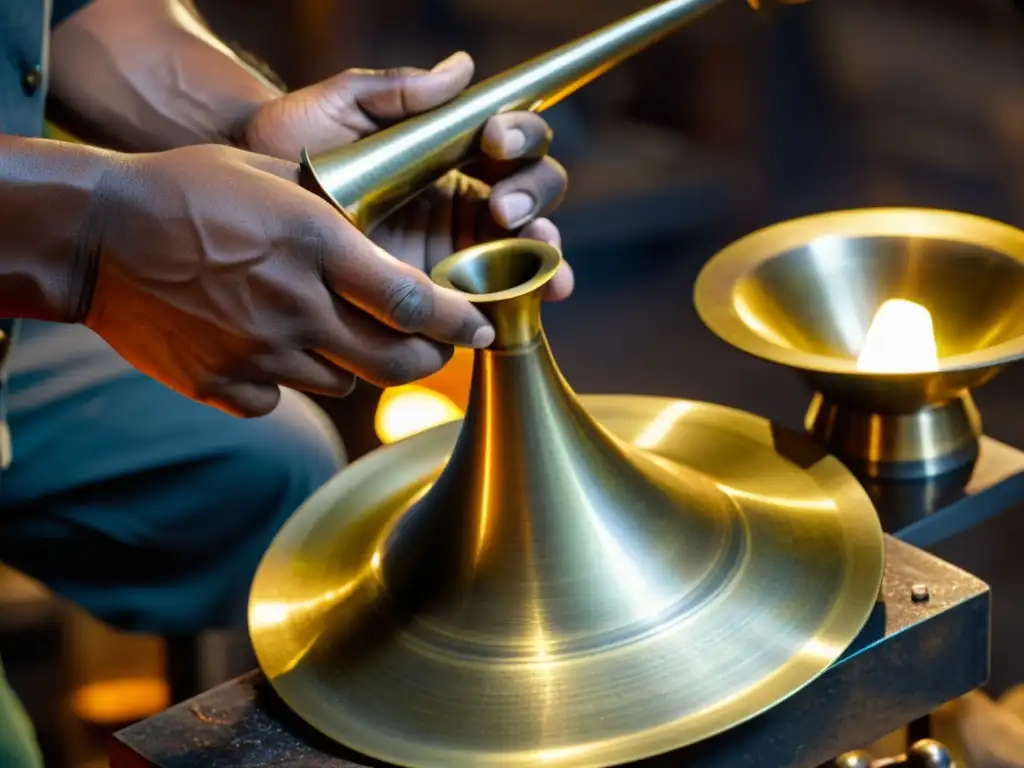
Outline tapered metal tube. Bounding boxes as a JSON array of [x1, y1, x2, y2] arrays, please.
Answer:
[[299, 0, 728, 231]]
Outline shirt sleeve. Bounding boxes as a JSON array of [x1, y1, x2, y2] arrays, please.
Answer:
[[50, 0, 94, 29]]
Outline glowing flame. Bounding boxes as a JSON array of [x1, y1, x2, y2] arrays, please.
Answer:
[[374, 347, 472, 445], [71, 678, 169, 726], [855, 299, 940, 374], [375, 385, 464, 444]]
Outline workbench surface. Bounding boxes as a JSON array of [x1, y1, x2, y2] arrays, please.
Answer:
[[110, 537, 990, 768]]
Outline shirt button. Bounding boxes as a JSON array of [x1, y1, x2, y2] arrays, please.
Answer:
[[21, 64, 42, 96]]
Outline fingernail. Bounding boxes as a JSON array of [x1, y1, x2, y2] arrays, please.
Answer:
[[472, 325, 495, 349], [431, 51, 465, 73], [502, 128, 527, 156], [495, 192, 536, 229]]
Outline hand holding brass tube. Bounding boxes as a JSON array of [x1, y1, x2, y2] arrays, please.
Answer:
[[298, 0, 809, 232]]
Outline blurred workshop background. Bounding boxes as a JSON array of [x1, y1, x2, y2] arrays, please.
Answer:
[[6, 0, 1024, 765]]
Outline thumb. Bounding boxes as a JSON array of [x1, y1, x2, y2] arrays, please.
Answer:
[[245, 52, 475, 159], [340, 51, 475, 120]]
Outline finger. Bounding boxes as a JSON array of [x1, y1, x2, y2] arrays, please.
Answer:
[[249, 53, 477, 159], [322, 225, 494, 348], [398, 196, 432, 271], [345, 51, 475, 121], [414, 172, 493, 267], [311, 298, 456, 388], [522, 219, 574, 301], [251, 350, 358, 398], [204, 380, 282, 419], [452, 176, 491, 253], [521, 217, 561, 250], [489, 157, 568, 230], [481, 112, 553, 161], [423, 173, 459, 269], [371, 196, 432, 272]]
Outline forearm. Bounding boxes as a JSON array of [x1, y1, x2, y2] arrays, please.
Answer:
[[0, 135, 118, 322], [48, 0, 282, 152]]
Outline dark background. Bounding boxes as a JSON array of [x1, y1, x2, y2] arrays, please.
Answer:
[[6, 0, 1024, 765]]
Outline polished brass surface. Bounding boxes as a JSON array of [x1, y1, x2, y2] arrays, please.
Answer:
[[906, 740, 956, 768], [250, 239, 884, 768], [299, 0, 728, 231], [805, 393, 983, 479], [835, 754, 874, 768], [695, 208, 1024, 479], [834, 740, 955, 768]]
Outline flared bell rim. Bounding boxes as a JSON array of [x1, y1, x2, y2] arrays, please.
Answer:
[[694, 208, 1024, 377], [248, 395, 884, 768], [431, 238, 562, 303]]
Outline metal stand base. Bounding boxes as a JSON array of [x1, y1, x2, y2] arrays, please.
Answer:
[[110, 537, 989, 768]]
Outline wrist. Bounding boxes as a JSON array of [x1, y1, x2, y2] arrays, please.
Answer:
[[223, 46, 289, 152], [0, 136, 125, 323], [48, 0, 283, 153]]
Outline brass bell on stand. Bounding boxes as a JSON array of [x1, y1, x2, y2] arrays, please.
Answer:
[[250, 239, 884, 767]]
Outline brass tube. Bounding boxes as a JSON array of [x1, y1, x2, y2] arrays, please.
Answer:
[[299, 0, 728, 231]]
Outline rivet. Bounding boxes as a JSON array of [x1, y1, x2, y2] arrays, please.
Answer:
[[21, 64, 42, 96], [911, 584, 930, 603]]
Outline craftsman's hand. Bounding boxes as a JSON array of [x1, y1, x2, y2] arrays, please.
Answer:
[[241, 52, 574, 300], [83, 145, 494, 418]]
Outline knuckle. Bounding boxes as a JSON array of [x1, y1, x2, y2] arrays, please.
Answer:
[[505, 158, 566, 211], [299, 320, 335, 351], [381, 275, 434, 331], [532, 156, 565, 186], [285, 213, 340, 275], [335, 68, 363, 87], [382, 66, 419, 83], [377, 68, 422, 115], [543, 155, 568, 181]]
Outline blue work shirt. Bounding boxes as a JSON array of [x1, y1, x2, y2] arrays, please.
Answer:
[[0, 0, 91, 468]]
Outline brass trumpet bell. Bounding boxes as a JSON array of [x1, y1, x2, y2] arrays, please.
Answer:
[[694, 208, 1024, 479], [249, 239, 884, 768]]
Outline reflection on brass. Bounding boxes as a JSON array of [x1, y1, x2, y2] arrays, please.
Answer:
[[298, 0, 807, 231], [834, 739, 956, 768], [747, 0, 811, 7], [906, 739, 956, 767], [250, 239, 884, 767], [835, 753, 874, 768], [695, 208, 1024, 479]]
